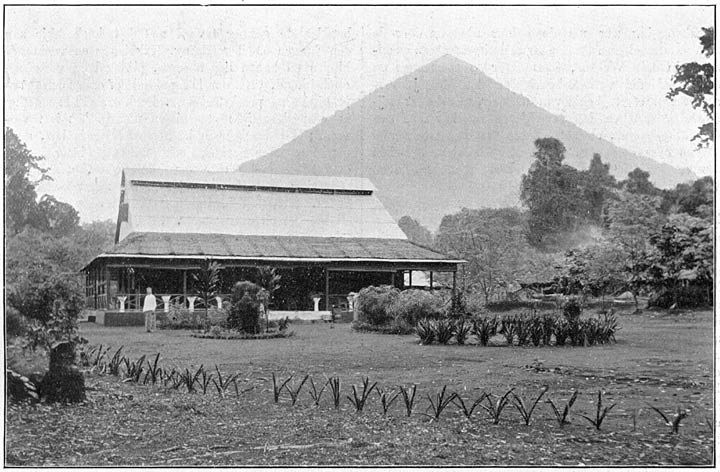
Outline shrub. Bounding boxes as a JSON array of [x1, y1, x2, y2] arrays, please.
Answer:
[[227, 281, 266, 333], [435, 319, 455, 344], [454, 319, 472, 345], [387, 289, 444, 326], [355, 285, 400, 326], [562, 298, 582, 323]]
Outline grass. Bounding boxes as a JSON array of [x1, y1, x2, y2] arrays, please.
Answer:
[[5, 308, 714, 466]]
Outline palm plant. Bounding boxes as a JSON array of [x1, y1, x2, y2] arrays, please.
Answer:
[[546, 390, 579, 427], [647, 404, 688, 434], [511, 386, 549, 425], [192, 258, 223, 332]]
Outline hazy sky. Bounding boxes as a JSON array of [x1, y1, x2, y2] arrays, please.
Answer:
[[5, 5, 714, 223]]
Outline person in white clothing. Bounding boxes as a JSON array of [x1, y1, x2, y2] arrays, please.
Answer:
[[143, 287, 157, 332]]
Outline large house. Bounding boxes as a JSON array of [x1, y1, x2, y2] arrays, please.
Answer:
[[82, 168, 462, 324]]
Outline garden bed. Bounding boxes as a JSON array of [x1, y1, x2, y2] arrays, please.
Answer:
[[191, 330, 294, 340]]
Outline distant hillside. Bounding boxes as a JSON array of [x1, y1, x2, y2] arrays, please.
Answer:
[[239, 54, 696, 229]]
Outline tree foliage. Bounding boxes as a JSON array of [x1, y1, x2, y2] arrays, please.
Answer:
[[646, 213, 713, 307], [580, 153, 617, 223], [436, 207, 556, 303], [520, 138, 588, 248], [4, 128, 51, 235], [667, 26, 715, 147]]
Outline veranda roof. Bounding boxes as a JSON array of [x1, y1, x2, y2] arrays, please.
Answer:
[[95, 232, 458, 263]]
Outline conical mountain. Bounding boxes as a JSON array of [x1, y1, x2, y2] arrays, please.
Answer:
[[239, 54, 696, 229]]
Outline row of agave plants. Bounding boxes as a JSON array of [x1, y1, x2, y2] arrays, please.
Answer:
[[269, 375, 693, 434], [78, 345, 247, 396], [77, 344, 698, 435], [416, 311, 619, 346]]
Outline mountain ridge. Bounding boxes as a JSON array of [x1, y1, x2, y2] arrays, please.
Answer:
[[239, 54, 697, 229]]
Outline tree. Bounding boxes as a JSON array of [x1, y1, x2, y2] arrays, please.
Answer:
[[255, 266, 281, 330], [36, 195, 80, 237], [580, 153, 617, 223], [606, 192, 664, 311], [667, 27, 714, 147], [436, 207, 556, 303], [191, 259, 223, 331], [646, 213, 713, 307], [398, 216, 434, 247], [620, 167, 659, 196], [520, 138, 588, 248], [4, 128, 51, 235], [661, 176, 714, 218]]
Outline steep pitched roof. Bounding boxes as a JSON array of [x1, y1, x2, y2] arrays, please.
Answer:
[[117, 168, 406, 242]]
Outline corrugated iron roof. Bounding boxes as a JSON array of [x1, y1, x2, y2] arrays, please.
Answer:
[[101, 232, 458, 262]]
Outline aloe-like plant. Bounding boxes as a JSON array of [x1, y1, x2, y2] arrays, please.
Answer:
[[122, 354, 146, 383], [307, 377, 328, 407], [347, 377, 377, 413], [647, 404, 688, 434], [106, 346, 124, 376], [271, 373, 293, 404], [472, 316, 497, 346], [143, 353, 162, 385], [284, 374, 310, 406], [500, 318, 515, 346], [546, 390, 579, 427], [416, 319, 435, 345], [581, 390, 616, 430], [199, 368, 214, 394], [480, 388, 515, 424], [376, 386, 401, 415], [425, 385, 457, 421], [399, 384, 417, 417], [452, 391, 488, 419], [327, 376, 341, 409], [454, 320, 472, 345], [179, 365, 205, 393], [211, 366, 240, 397], [435, 319, 455, 345], [512, 386, 549, 425]]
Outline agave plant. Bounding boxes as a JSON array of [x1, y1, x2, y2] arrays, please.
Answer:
[[511, 386, 549, 425], [581, 390, 616, 430], [452, 391, 488, 419], [480, 389, 515, 424], [546, 390, 579, 427], [647, 404, 688, 434], [376, 386, 401, 415], [399, 384, 417, 417], [435, 319, 455, 345], [454, 319, 472, 345], [500, 317, 516, 346], [472, 316, 497, 346], [425, 385, 457, 421], [347, 377, 377, 413], [416, 319, 436, 345]]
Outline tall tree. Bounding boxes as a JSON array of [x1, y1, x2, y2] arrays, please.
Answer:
[[520, 138, 587, 248], [4, 128, 51, 235], [36, 195, 80, 237], [667, 26, 714, 147], [620, 167, 659, 196], [606, 192, 664, 311], [581, 153, 617, 223]]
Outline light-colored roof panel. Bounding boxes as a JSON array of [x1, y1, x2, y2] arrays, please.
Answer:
[[123, 168, 376, 192], [125, 178, 406, 239]]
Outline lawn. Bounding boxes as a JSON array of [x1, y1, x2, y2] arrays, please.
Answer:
[[5, 308, 714, 466]]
